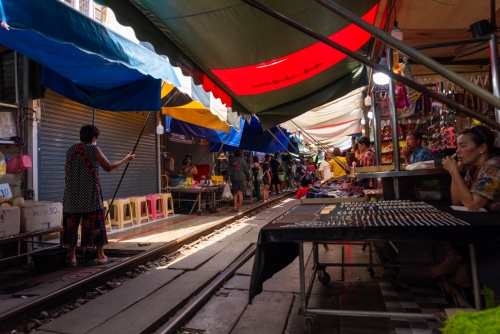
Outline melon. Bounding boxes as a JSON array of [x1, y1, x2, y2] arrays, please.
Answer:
[[7, 196, 24, 208], [0, 196, 8, 203], [0, 202, 11, 208]]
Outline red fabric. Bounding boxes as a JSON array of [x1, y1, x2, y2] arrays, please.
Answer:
[[194, 164, 210, 181], [296, 187, 310, 199], [211, 4, 378, 95], [202, 75, 232, 107]]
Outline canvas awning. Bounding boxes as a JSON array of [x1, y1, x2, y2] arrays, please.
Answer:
[[286, 87, 365, 131], [95, 0, 378, 128], [299, 119, 362, 143], [0, 0, 183, 111]]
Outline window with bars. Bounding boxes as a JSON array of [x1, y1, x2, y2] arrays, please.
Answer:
[[79, 0, 89, 15]]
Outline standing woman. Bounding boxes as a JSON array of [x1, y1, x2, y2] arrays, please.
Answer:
[[262, 154, 272, 202], [252, 156, 262, 201], [63, 125, 134, 266], [228, 149, 250, 212], [178, 155, 198, 178]]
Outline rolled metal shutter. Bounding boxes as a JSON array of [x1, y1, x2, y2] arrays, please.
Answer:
[[39, 90, 158, 203]]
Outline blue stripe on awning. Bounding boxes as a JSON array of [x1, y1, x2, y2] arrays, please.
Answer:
[[0, 0, 179, 111]]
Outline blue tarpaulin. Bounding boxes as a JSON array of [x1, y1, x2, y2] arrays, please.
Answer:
[[0, 0, 179, 111], [210, 117, 291, 154], [165, 116, 244, 147]]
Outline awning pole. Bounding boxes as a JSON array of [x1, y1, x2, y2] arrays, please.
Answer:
[[490, 33, 500, 146], [276, 126, 300, 154], [241, 0, 500, 131], [290, 120, 338, 157], [92, 108, 96, 126], [372, 91, 382, 166], [106, 111, 152, 222], [387, 49, 401, 173], [267, 129, 295, 156], [314, 0, 500, 112]]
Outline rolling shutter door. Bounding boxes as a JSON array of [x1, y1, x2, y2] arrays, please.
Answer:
[[39, 90, 157, 203]]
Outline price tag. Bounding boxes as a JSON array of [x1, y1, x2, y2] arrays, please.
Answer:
[[0, 183, 12, 197]]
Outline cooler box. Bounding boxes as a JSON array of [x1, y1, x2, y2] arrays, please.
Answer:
[[0, 206, 20, 237], [20, 201, 62, 233]]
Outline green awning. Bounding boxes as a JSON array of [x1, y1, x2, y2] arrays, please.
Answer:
[[96, 0, 377, 129]]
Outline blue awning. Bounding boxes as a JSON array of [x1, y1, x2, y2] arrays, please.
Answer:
[[165, 116, 244, 147], [210, 117, 291, 154], [0, 0, 179, 111]]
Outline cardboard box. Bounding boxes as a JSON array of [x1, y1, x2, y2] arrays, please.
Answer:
[[20, 201, 62, 233], [0, 206, 20, 237]]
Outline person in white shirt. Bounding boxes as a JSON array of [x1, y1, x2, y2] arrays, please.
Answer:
[[318, 151, 333, 181]]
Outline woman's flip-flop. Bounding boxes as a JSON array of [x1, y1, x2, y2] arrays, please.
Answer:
[[66, 262, 77, 268], [96, 258, 115, 266]]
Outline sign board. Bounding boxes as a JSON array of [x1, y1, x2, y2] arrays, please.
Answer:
[[0, 183, 12, 197]]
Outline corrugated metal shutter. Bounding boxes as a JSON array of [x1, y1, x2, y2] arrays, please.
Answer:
[[39, 90, 158, 203], [1, 50, 23, 103]]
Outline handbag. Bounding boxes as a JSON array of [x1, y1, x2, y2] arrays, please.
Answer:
[[257, 168, 264, 182]]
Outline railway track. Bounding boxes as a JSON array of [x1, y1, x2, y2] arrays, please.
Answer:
[[0, 193, 294, 332]]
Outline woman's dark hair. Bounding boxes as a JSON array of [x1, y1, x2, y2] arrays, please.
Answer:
[[354, 143, 359, 151], [264, 153, 271, 161], [182, 154, 193, 165], [80, 125, 100, 143], [357, 136, 371, 147], [253, 156, 259, 163], [333, 147, 342, 156], [460, 125, 500, 155], [234, 149, 243, 157]]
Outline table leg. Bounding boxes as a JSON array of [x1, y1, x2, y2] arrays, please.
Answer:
[[469, 244, 482, 310]]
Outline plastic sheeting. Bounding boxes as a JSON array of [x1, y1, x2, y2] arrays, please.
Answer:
[[209, 117, 290, 154], [0, 0, 179, 111], [165, 116, 244, 147], [286, 87, 365, 131]]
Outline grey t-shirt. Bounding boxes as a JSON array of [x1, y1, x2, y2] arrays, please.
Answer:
[[229, 156, 250, 183]]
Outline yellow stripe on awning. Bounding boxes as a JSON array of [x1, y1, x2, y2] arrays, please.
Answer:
[[162, 105, 230, 132], [160, 81, 231, 132]]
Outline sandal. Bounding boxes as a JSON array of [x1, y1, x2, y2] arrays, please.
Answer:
[[96, 258, 115, 266], [66, 262, 77, 268]]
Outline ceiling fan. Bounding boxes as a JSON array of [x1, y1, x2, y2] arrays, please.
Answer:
[[453, 0, 499, 58]]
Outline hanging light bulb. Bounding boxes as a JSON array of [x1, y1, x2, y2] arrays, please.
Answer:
[[367, 111, 373, 119], [373, 52, 389, 85], [391, 20, 403, 41], [156, 120, 165, 135], [361, 118, 366, 125]]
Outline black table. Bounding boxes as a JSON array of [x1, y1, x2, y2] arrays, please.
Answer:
[[249, 200, 500, 333]]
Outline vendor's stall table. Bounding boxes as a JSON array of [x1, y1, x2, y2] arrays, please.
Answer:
[[0, 227, 62, 262], [169, 186, 222, 215], [249, 201, 500, 333]]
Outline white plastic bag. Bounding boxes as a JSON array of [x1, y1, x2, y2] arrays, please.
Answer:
[[222, 183, 233, 201]]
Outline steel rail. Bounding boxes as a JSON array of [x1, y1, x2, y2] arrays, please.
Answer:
[[0, 193, 292, 329], [315, 0, 500, 112], [241, 0, 500, 131], [158, 244, 256, 334]]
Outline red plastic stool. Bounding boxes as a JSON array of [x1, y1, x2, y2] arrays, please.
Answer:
[[145, 194, 165, 220]]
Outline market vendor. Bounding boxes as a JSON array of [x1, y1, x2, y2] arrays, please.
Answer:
[[402, 131, 433, 164], [424, 125, 500, 287], [357, 136, 374, 188], [178, 154, 198, 178], [318, 151, 333, 181]]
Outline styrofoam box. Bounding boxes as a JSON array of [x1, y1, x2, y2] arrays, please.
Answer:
[[0, 206, 20, 237], [20, 201, 62, 233]]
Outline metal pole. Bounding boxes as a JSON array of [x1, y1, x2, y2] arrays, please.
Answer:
[[106, 111, 152, 222], [14, 51, 19, 105], [92, 108, 97, 126], [372, 92, 381, 166], [290, 120, 335, 157], [387, 49, 400, 173], [241, 0, 500, 131], [490, 33, 500, 146], [314, 0, 500, 112], [299, 243, 306, 311], [307, 308, 435, 319], [469, 244, 482, 310], [267, 129, 294, 155], [276, 126, 300, 154]]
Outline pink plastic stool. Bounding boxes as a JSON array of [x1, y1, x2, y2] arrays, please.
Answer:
[[145, 194, 165, 220]]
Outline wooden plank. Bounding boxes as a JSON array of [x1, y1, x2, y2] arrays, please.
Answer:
[[197, 241, 252, 272], [87, 271, 218, 334], [181, 289, 249, 334], [40, 269, 183, 334], [231, 291, 294, 334]]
